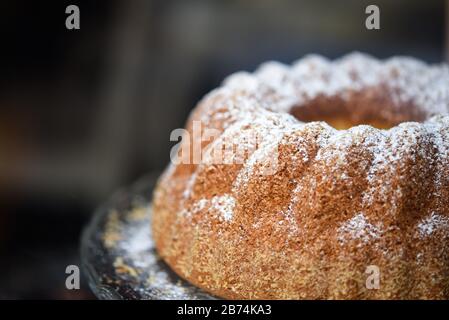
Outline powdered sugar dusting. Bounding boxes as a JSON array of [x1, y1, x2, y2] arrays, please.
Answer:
[[210, 194, 236, 221], [338, 213, 383, 245], [280, 183, 302, 234], [120, 225, 154, 261], [417, 212, 449, 238], [183, 194, 236, 222]]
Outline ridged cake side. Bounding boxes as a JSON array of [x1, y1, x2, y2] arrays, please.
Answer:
[[152, 53, 449, 299]]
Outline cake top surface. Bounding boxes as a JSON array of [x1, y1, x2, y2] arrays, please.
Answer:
[[222, 52, 449, 117], [174, 53, 449, 231]]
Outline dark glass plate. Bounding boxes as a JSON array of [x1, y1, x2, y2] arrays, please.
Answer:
[[80, 174, 215, 300]]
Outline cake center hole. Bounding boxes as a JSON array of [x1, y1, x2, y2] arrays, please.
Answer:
[[289, 96, 424, 130]]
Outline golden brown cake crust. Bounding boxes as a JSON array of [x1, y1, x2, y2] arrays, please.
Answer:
[[152, 53, 449, 299]]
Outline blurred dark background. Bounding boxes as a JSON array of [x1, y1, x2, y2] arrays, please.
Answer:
[[0, 0, 446, 299]]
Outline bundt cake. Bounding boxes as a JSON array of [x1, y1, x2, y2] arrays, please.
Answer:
[[152, 53, 449, 299]]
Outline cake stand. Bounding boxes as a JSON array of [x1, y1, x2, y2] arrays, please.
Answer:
[[80, 174, 215, 300]]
